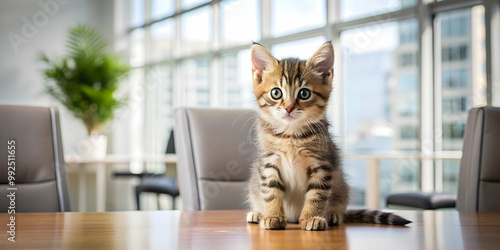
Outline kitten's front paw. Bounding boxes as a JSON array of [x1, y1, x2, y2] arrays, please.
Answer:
[[327, 211, 344, 226], [260, 215, 287, 230], [247, 211, 262, 224], [300, 216, 327, 231]]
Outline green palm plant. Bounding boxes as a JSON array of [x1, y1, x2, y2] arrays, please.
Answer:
[[40, 25, 130, 135]]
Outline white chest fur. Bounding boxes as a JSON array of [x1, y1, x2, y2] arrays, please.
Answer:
[[278, 150, 308, 222]]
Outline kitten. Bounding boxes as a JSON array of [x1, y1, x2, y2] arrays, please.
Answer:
[[246, 42, 411, 231]]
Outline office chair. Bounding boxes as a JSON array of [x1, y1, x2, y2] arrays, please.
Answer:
[[0, 105, 71, 212], [135, 130, 179, 210], [387, 106, 500, 211], [456, 106, 500, 211], [174, 108, 257, 210]]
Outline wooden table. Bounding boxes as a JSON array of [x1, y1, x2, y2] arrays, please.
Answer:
[[1, 210, 499, 249]]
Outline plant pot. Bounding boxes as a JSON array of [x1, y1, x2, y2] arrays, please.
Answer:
[[77, 134, 108, 159]]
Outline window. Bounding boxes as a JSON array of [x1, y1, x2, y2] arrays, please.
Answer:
[[398, 74, 418, 93], [272, 37, 326, 60], [400, 125, 419, 140], [436, 6, 486, 151], [341, 19, 419, 206], [398, 52, 417, 67], [180, 6, 212, 55], [442, 97, 468, 115], [130, 0, 144, 27], [181, 58, 210, 107], [399, 100, 418, 117], [341, 0, 417, 21], [341, 19, 419, 153], [150, 19, 175, 62], [221, 50, 255, 107], [443, 161, 460, 192], [123, 0, 496, 208], [220, 0, 259, 47], [151, 0, 175, 20], [182, 0, 210, 10], [271, 0, 325, 37], [443, 122, 466, 140], [399, 19, 418, 45], [441, 44, 469, 62], [147, 64, 174, 155], [129, 29, 145, 67], [441, 12, 469, 39], [442, 69, 468, 89]]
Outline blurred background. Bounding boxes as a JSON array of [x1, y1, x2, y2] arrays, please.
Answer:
[[1, 0, 499, 211]]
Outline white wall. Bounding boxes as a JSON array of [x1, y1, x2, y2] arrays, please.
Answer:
[[0, 0, 115, 154]]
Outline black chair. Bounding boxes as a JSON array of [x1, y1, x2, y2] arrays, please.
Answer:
[[135, 130, 179, 210], [386, 192, 456, 210]]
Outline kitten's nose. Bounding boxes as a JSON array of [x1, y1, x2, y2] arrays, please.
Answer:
[[285, 106, 294, 113]]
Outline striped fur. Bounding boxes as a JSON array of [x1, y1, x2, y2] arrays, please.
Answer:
[[344, 209, 411, 226], [246, 42, 411, 231]]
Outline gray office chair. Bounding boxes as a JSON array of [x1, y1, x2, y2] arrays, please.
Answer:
[[457, 106, 500, 211], [387, 106, 500, 211], [0, 105, 71, 212], [174, 108, 257, 211]]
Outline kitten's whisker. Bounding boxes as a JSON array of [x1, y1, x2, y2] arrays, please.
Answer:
[[240, 114, 261, 132], [231, 110, 257, 128], [247, 113, 274, 146]]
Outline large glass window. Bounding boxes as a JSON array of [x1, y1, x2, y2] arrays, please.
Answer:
[[180, 6, 212, 55], [182, 0, 210, 10], [151, 0, 175, 20], [181, 58, 210, 107], [147, 64, 174, 156], [399, 99, 418, 117], [436, 6, 486, 151], [130, 29, 145, 67], [442, 68, 468, 89], [341, 19, 419, 153], [150, 19, 175, 62], [442, 97, 468, 115], [221, 50, 255, 107], [123, 0, 496, 208], [341, 19, 419, 206], [433, 6, 486, 195], [271, 0, 325, 37], [130, 0, 145, 27], [271, 37, 326, 60], [341, 0, 417, 21], [220, 0, 259, 47], [398, 73, 418, 93], [443, 160, 460, 192]]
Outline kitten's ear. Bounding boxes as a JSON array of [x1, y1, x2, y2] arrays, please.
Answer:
[[306, 42, 335, 82], [251, 43, 277, 83]]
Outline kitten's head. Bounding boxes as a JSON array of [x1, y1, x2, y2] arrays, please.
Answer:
[[251, 42, 334, 131]]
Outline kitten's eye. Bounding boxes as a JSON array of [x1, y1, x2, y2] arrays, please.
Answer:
[[298, 89, 311, 100], [270, 88, 282, 100]]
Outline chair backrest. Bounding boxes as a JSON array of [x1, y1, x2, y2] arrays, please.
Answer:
[[457, 106, 500, 211], [174, 108, 257, 211], [0, 105, 71, 212]]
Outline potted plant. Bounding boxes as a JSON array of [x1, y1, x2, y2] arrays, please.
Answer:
[[40, 25, 131, 158]]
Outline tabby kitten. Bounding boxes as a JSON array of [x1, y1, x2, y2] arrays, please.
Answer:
[[246, 42, 411, 231]]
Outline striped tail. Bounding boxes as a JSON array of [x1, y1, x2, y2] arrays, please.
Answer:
[[344, 209, 411, 226]]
